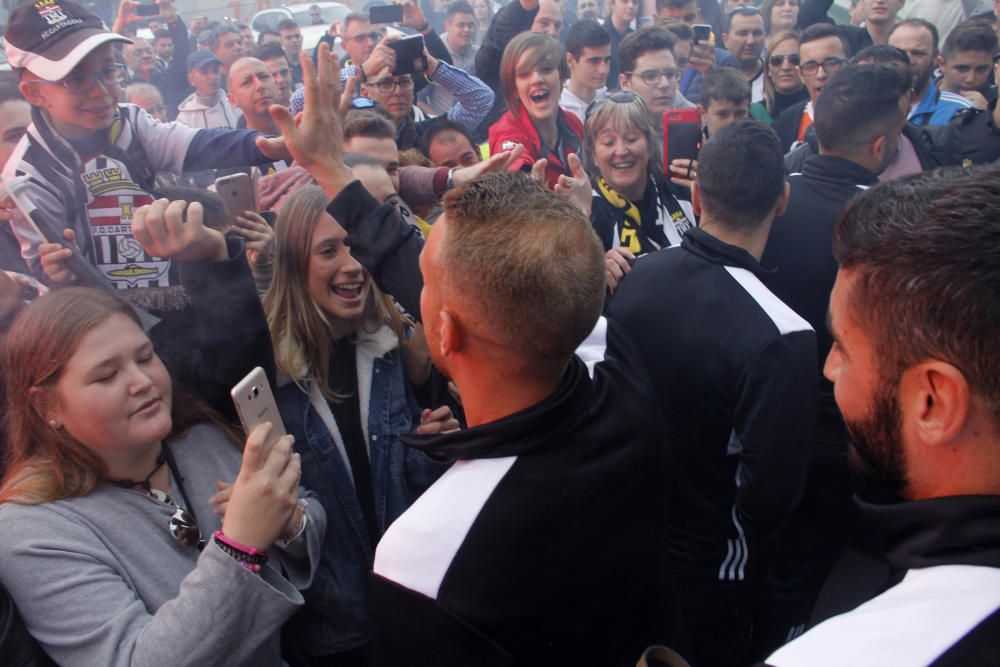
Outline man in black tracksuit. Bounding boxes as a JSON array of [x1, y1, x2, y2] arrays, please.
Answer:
[[609, 121, 817, 667], [765, 165, 1000, 667], [757, 64, 911, 647]]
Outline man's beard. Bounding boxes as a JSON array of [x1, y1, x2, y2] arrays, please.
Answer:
[[844, 380, 909, 503]]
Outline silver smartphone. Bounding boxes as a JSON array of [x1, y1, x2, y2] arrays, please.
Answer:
[[230, 366, 287, 454]]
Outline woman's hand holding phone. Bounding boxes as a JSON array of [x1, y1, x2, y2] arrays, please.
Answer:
[[220, 422, 301, 552]]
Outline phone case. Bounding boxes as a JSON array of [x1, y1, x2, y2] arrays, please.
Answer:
[[663, 108, 702, 170], [231, 367, 288, 455]]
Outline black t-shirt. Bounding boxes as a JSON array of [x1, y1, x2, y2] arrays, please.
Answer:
[[328, 336, 379, 545]]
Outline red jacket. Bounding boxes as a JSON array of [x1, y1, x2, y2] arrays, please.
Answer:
[[488, 108, 584, 189]]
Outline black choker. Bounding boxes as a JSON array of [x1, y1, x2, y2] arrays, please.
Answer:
[[110, 448, 167, 493]]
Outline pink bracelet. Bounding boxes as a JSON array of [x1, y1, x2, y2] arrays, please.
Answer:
[[213, 530, 270, 573]]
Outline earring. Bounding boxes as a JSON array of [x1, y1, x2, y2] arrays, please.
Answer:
[[48, 419, 61, 430]]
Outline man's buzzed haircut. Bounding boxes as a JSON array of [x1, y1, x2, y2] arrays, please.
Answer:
[[941, 19, 998, 60], [851, 44, 909, 66], [446, 0, 476, 18], [343, 110, 396, 140], [799, 22, 851, 57], [253, 42, 289, 62], [276, 18, 299, 32], [565, 19, 611, 59], [813, 64, 909, 153], [343, 12, 371, 29], [618, 27, 678, 77], [889, 18, 939, 51], [700, 67, 750, 107], [439, 172, 605, 369], [696, 120, 785, 231], [834, 165, 1000, 425], [417, 117, 478, 158]]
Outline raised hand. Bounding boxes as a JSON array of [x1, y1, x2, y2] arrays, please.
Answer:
[[38, 228, 79, 285], [416, 406, 461, 435], [553, 153, 592, 216], [605, 247, 635, 296], [132, 199, 228, 263]]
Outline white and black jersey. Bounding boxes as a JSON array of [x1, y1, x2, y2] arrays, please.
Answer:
[[765, 495, 1000, 666], [608, 228, 818, 579], [370, 317, 671, 666]]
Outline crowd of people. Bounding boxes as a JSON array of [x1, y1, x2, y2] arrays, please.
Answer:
[[0, 0, 998, 664]]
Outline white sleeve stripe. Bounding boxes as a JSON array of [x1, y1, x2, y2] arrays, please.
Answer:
[[723, 266, 813, 336], [575, 316, 609, 380], [374, 456, 518, 600]]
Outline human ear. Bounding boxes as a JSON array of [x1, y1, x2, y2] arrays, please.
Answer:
[[437, 309, 463, 358], [870, 134, 886, 164], [19, 80, 48, 108], [901, 361, 970, 449], [690, 181, 703, 215], [28, 385, 61, 428]]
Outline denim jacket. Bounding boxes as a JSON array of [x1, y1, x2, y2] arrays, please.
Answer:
[[276, 324, 447, 655]]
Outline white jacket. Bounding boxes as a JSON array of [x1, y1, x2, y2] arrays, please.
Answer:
[[175, 92, 242, 130]]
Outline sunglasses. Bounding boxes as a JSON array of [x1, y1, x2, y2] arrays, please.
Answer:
[[769, 53, 800, 67], [727, 5, 761, 16], [169, 505, 204, 549]]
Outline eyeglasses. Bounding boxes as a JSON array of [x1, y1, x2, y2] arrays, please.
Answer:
[[34, 63, 126, 95], [169, 505, 205, 548], [626, 68, 681, 85], [769, 53, 800, 67], [369, 76, 414, 93], [346, 31, 382, 44], [727, 5, 761, 17], [798, 56, 845, 76]]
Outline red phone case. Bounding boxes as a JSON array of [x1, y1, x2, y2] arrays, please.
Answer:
[[662, 108, 702, 175]]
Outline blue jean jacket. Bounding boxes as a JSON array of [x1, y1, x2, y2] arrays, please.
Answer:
[[276, 326, 447, 655]]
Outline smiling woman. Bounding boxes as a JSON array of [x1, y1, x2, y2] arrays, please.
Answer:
[[261, 185, 452, 662]]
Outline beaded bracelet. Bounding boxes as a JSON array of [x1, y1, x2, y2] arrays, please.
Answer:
[[213, 531, 269, 573]]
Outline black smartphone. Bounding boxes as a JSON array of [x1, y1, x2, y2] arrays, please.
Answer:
[[388, 34, 427, 75], [369, 4, 404, 23], [259, 210, 276, 227], [692, 24, 712, 45], [136, 3, 160, 17]]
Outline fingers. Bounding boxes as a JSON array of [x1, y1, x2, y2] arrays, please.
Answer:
[[501, 144, 525, 171], [278, 451, 302, 496], [242, 421, 274, 472], [567, 152, 585, 179], [530, 158, 548, 185], [262, 434, 296, 477], [256, 132, 290, 156], [420, 405, 453, 424], [39, 244, 74, 284], [339, 75, 358, 117], [416, 406, 461, 435]]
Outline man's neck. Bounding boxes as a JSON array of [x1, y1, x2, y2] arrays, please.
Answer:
[[453, 362, 563, 428], [612, 15, 630, 34], [698, 214, 771, 261], [566, 77, 597, 104], [817, 146, 877, 174], [741, 58, 762, 80], [866, 20, 892, 45]]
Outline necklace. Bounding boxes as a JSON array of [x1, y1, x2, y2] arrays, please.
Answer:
[[109, 447, 167, 493]]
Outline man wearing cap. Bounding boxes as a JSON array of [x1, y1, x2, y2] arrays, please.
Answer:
[[176, 50, 243, 129], [3, 0, 292, 290]]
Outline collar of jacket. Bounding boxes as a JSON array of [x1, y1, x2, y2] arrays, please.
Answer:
[[801, 153, 879, 187], [681, 226, 773, 277], [857, 494, 1000, 571], [401, 353, 593, 462], [507, 107, 584, 172]]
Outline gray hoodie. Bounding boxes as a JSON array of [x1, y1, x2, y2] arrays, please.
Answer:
[[176, 90, 243, 130]]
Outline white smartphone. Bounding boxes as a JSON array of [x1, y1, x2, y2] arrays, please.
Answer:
[[230, 366, 288, 454], [214, 172, 257, 225]]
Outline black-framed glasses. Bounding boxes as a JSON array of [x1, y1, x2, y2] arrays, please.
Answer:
[[798, 56, 845, 76], [769, 53, 800, 67], [35, 63, 126, 95], [369, 76, 414, 93], [169, 505, 204, 549]]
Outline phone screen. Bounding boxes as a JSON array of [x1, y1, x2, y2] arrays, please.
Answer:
[[136, 3, 159, 17], [388, 35, 427, 75]]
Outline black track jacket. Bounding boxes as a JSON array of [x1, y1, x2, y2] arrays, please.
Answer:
[[609, 229, 818, 579]]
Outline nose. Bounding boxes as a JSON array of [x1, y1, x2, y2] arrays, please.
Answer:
[[128, 363, 156, 395]]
